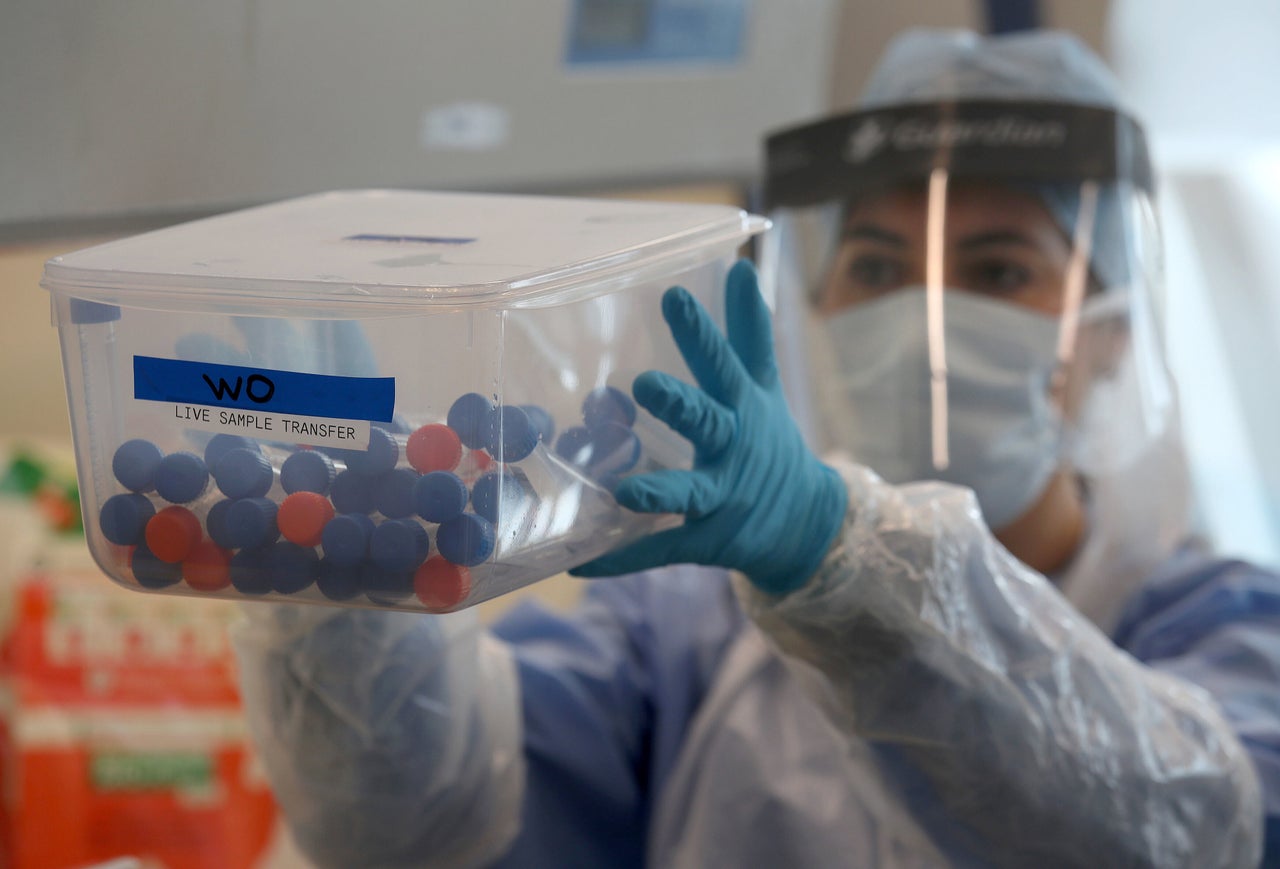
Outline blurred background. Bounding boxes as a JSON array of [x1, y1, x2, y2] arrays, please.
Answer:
[[2, 0, 1278, 866]]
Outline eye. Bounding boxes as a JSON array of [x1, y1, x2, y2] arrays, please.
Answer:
[[964, 258, 1032, 294], [848, 254, 906, 290]]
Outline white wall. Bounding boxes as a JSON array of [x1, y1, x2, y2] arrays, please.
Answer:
[[1109, 0, 1280, 566]]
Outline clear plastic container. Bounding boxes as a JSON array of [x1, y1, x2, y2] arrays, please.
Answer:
[[44, 190, 767, 612]]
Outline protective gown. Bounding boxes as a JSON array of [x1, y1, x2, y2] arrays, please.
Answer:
[[234, 459, 1273, 868]]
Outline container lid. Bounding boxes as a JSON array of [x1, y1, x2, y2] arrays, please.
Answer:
[[42, 190, 767, 309]]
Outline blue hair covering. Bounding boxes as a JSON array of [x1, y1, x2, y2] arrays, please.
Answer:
[[858, 29, 1141, 289], [858, 29, 1124, 110]]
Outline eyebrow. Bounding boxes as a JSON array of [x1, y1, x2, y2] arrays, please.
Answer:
[[957, 230, 1037, 251], [842, 224, 907, 248]]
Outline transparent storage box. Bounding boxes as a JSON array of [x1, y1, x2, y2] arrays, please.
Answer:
[[44, 190, 767, 612]]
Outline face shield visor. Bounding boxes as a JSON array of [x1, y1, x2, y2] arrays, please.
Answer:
[[762, 100, 1170, 530]]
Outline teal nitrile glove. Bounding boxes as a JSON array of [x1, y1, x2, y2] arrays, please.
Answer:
[[570, 260, 848, 595]]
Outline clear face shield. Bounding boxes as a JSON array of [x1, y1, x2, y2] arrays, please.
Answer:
[[762, 100, 1172, 530]]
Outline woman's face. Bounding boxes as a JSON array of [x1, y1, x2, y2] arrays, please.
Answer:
[[815, 180, 1130, 463], [818, 182, 1078, 317]]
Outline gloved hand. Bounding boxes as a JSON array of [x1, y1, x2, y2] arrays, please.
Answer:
[[233, 602, 525, 869], [571, 259, 847, 595]]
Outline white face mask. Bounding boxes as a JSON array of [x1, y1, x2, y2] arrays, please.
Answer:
[[824, 287, 1065, 528]]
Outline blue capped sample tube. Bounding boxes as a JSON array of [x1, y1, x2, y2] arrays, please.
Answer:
[[436, 513, 496, 567], [519, 404, 556, 446], [270, 541, 320, 595], [320, 513, 375, 566], [582, 385, 636, 429], [113, 439, 164, 493], [212, 447, 274, 499], [206, 498, 237, 550], [131, 542, 184, 589], [555, 426, 594, 466], [414, 471, 469, 524], [317, 557, 363, 601], [447, 393, 495, 450], [362, 563, 416, 605], [230, 546, 274, 595], [588, 421, 642, 485], [223, 497, 280, 549], [484, 405, 538, 462], [154, 451, 209, 504], [471, 470, 529, 524], [335, 426, 399, 476], [331, 469, 378, 514], [203, 433, 261, 467], [369, 519, 430, 572], [100, 493, 155, 546], [281, 450, 336, 495], [375, 468, 421, 520]]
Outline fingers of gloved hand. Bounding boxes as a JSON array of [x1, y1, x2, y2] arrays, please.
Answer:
[[316, 320, 379, 377], [632, 370, 736, 458], [724, 260, 779, 388], [231, 318, 379, 376], [569, 525, 695, 578], [661, 286, 747, 405], [614, 468, 721, 517], [234, 317, 316, 371], [175, 332, 251, 366]]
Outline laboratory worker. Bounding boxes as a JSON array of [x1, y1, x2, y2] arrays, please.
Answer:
[[234, 29, 1280, 868]]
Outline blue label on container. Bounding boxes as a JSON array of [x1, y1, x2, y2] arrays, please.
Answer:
[[133, 356, 395, 422], [345, 234, 476, 244]]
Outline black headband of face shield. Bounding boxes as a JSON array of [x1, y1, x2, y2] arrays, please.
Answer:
[[763, 100, 1154, 210]]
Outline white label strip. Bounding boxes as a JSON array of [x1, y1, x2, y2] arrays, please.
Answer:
[[141, 401, 371, 449]]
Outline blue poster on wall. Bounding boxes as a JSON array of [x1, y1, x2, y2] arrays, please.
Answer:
[[566, 0, 749, 66]]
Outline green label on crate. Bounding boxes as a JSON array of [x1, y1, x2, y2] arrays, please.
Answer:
[[91, 752, 213, 791]]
